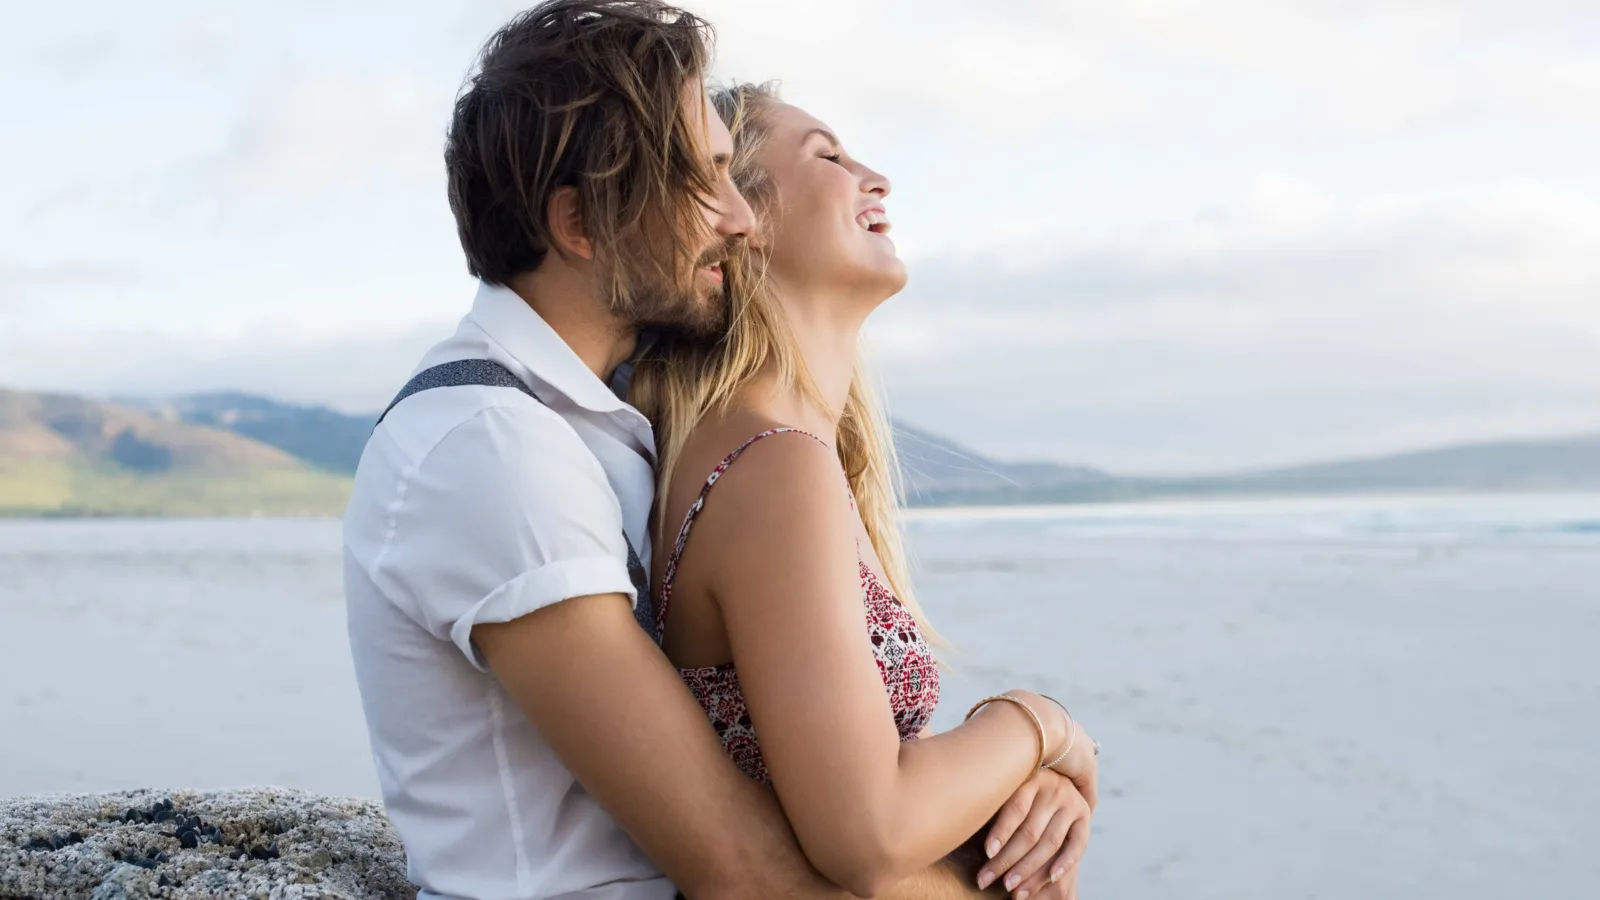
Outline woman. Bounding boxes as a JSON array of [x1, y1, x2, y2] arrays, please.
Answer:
[[631, 84, 1098, 900]]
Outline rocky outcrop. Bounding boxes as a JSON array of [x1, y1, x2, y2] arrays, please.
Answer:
[[0, 788, 410, 899]]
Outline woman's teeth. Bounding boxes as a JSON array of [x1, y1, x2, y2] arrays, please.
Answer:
[[856, 210, 891, 233]]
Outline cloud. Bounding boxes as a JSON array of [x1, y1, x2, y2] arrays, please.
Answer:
[[165, 15, 240, 79], [461, 0, 1144, 138], [101, 68, 454, 230], [7, 175, 1595, 474], [0, 262, 143, 308], [32, 33, 119, 78], [1050, 0, 1600, 133], [1485, 52, 1600, 128], [34, 0, 1596, 238], [867, 176, 1600, 470], [203, 71, 448, 198], [7, 0, 1599, 472], [20, 69, 456, 237], [726, 0, 1600, 137], [697, 0, 1143, 136], [0, 321, 447, 414], [893, 176, 1600, 331]]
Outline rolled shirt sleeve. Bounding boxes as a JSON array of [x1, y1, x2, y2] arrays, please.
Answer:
[[369, 405, 638, 671]]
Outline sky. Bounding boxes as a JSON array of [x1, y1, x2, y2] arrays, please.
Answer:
[[2, 0, 1597, 474]]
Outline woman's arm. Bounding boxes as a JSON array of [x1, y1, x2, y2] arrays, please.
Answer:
[[475, 594, 1002, 900], [925, 703, 1094, 900], [692, 435, 1074, 897]]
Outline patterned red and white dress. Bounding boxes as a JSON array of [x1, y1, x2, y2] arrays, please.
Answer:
[[657, 428, 941, 784]]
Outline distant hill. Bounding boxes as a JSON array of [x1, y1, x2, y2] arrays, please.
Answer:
[[0, 389, 350, 517], [119, 393, 1600, 505], [4, 387, 1595, 515], [893, 424, 1134, 505], [128, 392, 373, 475], [145, 395, 1125, 498], [1180, 432, 1600, 496], [912, 431, 1600, 506]]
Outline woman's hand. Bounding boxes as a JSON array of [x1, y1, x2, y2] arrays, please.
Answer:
[[1007, 690, 1099, 813], [1045, 719, 1098, 815], [976, 768, 1092, 899]]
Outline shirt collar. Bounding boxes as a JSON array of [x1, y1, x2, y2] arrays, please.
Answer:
[[606, 328, 659, 400], [468, 280, 630, 415]]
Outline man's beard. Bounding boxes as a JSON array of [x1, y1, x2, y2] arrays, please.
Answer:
[[620, 239, 737, 340]]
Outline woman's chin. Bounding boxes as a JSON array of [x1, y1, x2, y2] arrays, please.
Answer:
[[879, 257, 909, 293], [862, 260, 909, 303]]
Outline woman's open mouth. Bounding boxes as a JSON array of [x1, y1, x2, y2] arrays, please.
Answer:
[[856, 209, 891, 234]]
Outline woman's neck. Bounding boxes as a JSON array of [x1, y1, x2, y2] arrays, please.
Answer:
[[737, 283, 871, 442]]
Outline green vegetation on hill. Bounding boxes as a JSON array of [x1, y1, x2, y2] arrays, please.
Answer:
[[143, 392, 373, 475], [0, 390, 349, 517], [0, 460, 349, 518], [2, 386, 1595, 516], [905, 433, 1600, 507]]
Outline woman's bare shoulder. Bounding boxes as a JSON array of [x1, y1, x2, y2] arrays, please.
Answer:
[[674, 414, 851, 537]]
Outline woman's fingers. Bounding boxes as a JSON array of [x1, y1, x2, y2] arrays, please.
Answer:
[[978, 789, 1056, 891], [1059, 813, 1092, 877], [1040, 867, 1081, 900], [1074, 764, 1098, 813], [1014, 814, 1091, 899], [998, 808, 1071, 897], [1057, 740, 1098, 812], [984, 779, 1036, 858], [1011, 851, 1075, 896]]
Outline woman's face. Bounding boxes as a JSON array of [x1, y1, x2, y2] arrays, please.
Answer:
[[754, 103, 906, 305]]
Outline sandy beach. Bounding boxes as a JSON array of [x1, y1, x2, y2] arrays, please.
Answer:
[[3, 494, 1597, 899]]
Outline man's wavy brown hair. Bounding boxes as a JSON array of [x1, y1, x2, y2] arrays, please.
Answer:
[[446, 0, 719, 317]]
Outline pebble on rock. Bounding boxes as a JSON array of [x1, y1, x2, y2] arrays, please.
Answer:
[[0, 787, 411, 899]]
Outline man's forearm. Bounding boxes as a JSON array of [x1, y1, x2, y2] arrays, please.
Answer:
[[692, 782, 999, 900], [877, 856, 1006, 900], [479, 594, 941, 899], [877, 830, 1007, 900], [478, 595, 1000, 900]]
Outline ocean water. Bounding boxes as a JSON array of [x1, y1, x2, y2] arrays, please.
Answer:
[[3, 493, 1597, 899]]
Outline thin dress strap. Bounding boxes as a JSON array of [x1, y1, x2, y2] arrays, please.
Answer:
[[656, 427, 828, 636]]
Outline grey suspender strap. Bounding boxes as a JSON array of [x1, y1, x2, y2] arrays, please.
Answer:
[[376, 359, 658, 642], [376, 359, 536, 427]]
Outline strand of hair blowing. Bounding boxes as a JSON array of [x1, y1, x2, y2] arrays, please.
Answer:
[[631, 83, 940, 644]]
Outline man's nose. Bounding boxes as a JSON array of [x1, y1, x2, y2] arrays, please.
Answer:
[[716, 186, 758, 241]]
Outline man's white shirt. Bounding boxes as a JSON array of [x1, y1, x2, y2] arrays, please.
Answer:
[[343, 281, 671, 900]]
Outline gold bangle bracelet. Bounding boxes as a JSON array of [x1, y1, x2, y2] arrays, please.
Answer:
[[1038, 694, 1077, 768], [965, 693, 1048, 769]]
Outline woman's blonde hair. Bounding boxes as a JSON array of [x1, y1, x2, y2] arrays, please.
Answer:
[[630, 82, 937, 639]]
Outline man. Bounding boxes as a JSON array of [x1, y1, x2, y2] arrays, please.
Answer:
[[344, 2, 1001, 898]]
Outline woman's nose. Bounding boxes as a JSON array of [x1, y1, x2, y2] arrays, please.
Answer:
[[862, 166, 891, 199]]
